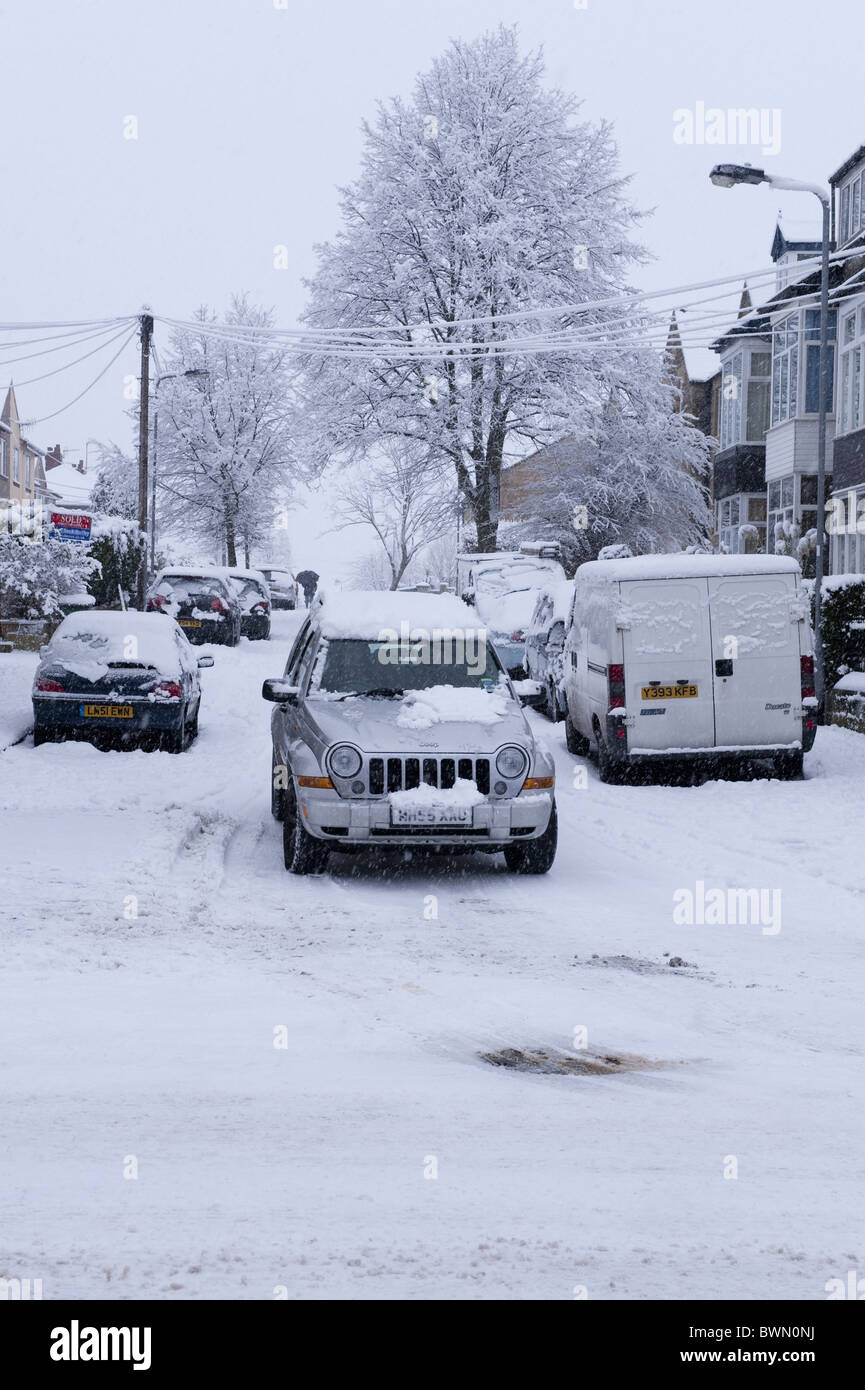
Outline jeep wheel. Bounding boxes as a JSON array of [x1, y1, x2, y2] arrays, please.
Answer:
[[282, 780, 329, 874], [503, 800, 557, 874]]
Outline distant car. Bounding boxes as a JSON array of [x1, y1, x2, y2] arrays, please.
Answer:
[[32, 610, 212, 752], [523, 581, 574, 721], [261, 589, 557, 875], [259, 567, 298, 610], [146, 569, 241, 645], [472, 556, 567, 677], [223, 568, 271, 640]]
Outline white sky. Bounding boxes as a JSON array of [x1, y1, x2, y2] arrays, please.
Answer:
[[2, 0, 861, 578]]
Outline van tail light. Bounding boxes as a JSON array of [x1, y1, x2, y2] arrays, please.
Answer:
[[800, 654, 815, 700], [152, 681, 183, 700], [607, 663, 626, 710], [36, 676, 64, 692]]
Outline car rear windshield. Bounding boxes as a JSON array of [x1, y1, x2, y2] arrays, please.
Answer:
[[311, 637, 501, 694], [232, 579, 266, 601], [157, 576, 225, 600]]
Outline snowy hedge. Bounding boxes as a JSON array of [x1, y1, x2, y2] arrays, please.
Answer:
[[86, 515, 147, 608], [808, 576, 865, 686]]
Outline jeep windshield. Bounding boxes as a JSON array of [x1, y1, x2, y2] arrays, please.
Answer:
[[311, 637, 504, 696]]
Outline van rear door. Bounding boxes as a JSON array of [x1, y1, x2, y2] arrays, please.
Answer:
[[620, 580, 715, 750], [707, 573, 801, 749]]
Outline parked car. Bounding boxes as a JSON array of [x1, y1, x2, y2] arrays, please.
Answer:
[[471, 555, 567, 677], [261, 590, 557, 875], [259, 566, 298, 610], [523, 581, 574, 721], [562, 553, 817, 782], [223, 567, 271, 640], [32, 610, 212, 752], [146, 569, 241, 645]]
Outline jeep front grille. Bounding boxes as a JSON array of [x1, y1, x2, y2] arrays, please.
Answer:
[[367, 755, 490, 796]]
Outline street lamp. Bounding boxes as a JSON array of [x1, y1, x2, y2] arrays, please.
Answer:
[[709, 163, 831, 712], [150, 369, 209, 572]]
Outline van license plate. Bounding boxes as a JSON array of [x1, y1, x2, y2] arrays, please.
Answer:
[[641, 685, 698, 700], [80, 704, 134, 718], [392, 806, 473, 826]]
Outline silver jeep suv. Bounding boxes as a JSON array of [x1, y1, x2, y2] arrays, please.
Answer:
[[262, 591, 557, 875]]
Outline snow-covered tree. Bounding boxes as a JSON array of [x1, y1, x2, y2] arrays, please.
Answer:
[[298, 26, 711, 552], [333, 444, 456, 590], [90, 444, 138, 520], [501, 381, 712, 568], [154, 296, 295, 566]]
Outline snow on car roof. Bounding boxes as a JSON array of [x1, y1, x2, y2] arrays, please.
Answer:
[[154, 566, 232, 584], [316, 589, 481, 639], [221, 567, 268, 586], [576, 553, 801, 583], [47, 610, 186, 676]]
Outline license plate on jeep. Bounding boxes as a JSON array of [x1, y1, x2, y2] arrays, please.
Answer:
[[641, 685, 698, 700], [179, 619, 203, 628], [391, 806, 473, 826]]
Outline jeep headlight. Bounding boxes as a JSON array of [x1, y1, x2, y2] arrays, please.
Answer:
[[495, 745, 528, 779], [328, 744, 362, 779]]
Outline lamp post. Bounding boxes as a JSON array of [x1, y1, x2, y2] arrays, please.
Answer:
[[150, 369, 209, 573], [709, 163, 831, 712]]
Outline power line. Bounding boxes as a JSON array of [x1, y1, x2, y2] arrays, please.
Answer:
[[21, 327, 138, 426]]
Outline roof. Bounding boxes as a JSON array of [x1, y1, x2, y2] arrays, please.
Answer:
[[575, 553, 800, 583], [830, 145, 865, 187], [315, 589, 480, 640]]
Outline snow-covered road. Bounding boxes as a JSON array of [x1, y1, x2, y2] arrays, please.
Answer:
[[1, 611, 862, 1299]]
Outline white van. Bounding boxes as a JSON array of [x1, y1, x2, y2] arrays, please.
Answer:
[[561, 554, 817, 781]]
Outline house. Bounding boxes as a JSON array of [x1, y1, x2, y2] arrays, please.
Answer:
[[827, 145, 865, 576], [710, 210, 837, 572], [0, 385, 50, 513]]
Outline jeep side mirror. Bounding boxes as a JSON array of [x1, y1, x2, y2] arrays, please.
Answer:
[[262, 678, 299, 703]]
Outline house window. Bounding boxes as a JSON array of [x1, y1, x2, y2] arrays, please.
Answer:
[[803, 309, 836, 414], [837, 302, 865, 436], [0, 439, 7, 477], [717, 493, 766, 555], [839, 169, 865, 245], [746, 351, 771, 441], [772, 315, 798, 424], [720, 352, 743, 449], [772, 310, 836, 424], [768, 475, 796, 553], [25, 454, 32, 489], [13, 447, 20, 484]]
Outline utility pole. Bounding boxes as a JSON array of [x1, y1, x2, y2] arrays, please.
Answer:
[[136, 313, 154, 610]]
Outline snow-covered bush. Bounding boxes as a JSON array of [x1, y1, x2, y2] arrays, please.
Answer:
[[0, 534, 98, 625]]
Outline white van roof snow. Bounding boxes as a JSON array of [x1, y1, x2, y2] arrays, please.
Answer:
[[577, 553, 801, 583]]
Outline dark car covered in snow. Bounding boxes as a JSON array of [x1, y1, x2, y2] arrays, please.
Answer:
[[32, 610, 213, 752], [223, 567, 271, 640], [261, 590, 557, 875], [145, 569, 241, 646]]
